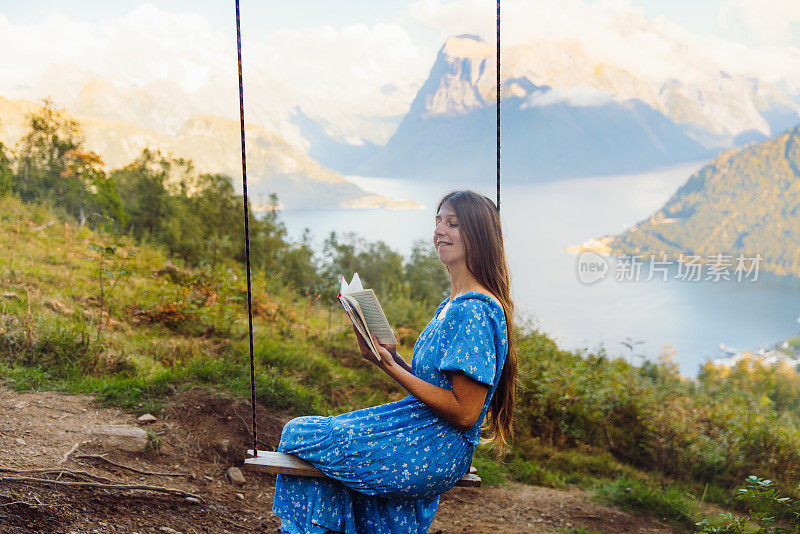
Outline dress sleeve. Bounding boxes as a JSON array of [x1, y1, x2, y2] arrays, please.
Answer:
[[437, 300, 497, 387]]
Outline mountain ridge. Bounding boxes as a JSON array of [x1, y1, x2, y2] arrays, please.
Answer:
[[352, 35, 712, 182], [605, 126, 800, 278]]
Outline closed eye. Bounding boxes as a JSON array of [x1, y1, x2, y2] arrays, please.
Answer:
[[435, 216, 458, 227]]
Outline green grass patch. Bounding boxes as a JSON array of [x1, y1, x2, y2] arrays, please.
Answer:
[[470, 448, 509, 487], [595, 475, 699, 529]]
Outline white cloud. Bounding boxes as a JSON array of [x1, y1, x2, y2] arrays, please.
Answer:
[[0, 3, 430, 144], [404, 0, 800, 90], [3, 0, 800, 146], [0, 5, 230, 95], [522, 86, 614, 108], [719, 0, 800, 44], [262, 21, 427, 117]]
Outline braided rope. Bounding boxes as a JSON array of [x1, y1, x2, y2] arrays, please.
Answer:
[[235, 0, 258, 459], [496, 0, 501, 212]]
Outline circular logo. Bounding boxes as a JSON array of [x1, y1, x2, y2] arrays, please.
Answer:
[[576, 251, 610, 285]]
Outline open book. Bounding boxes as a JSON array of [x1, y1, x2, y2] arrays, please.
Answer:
[[338, 273, 397, 362]]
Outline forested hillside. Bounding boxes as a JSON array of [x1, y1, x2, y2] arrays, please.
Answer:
[[609, 125, 800, 278]]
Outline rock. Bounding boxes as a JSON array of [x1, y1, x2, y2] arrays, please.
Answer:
[[155, 262, 192, 284], [185, 497, 200, 504], [16, 438, 27, 446], [1, 292, 17, 299], [90, 425, 148, 452], [158, 528, 182, 534], [227, 466, 246, 486], [236, 493, 245, 501], [217, 439, 231, 454], [45, 299, 74, 315], [137, 413, 157, 424]]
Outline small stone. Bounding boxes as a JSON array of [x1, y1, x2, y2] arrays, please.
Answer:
[[158, 528, 182, 534], [1, 292, 17, 299], [137, 413, 157, 424], [185, 497, 200, 504], [203, 475, 214, 482], [236, 493, 245, 500], [16, 438, 26, 446], [227, 466, 246, 486], [90, 425, 148, 452], [217, 439, 231, 454], [45, 298, 74, 315]]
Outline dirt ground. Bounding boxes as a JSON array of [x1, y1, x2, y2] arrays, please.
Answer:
[[0, 387, 679, 533]]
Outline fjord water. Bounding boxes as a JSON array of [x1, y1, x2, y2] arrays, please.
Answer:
[[280, 163, 800, 376]]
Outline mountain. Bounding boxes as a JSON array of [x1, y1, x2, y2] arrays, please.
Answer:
[[0, 96, 421, 211], [290, 108, 381, 175], [605, 125, 800, 278], [16, 32, 800, 186], [305, 34, 799, 182], [354, 35, 711, 182]]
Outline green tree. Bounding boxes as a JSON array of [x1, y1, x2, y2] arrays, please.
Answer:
[[112, 149, 175, 243], [0, 132, 12, 195], [59, 149, 114, 226], [277, 228, 322, 296], [321, 231, 405, 298], [192, 173, 239, 270], [236, 193, 288, 276], [11, 101, 122, 226], [14, 99, 84, 209], [404, 239, 449, 307]]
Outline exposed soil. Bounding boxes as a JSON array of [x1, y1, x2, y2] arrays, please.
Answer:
[[0, 387, 679, 533]]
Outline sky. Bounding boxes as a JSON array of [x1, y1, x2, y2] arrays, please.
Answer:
[[1, 0, 799, 142], [3, 0, 797, 45]]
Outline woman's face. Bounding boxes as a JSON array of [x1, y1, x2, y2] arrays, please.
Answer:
[[434, 202, 466, 267]]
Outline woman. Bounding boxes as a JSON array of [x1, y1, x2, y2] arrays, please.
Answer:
[[272, 190, 518, 533]]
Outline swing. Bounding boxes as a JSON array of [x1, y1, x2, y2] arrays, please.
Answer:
[[236, 0, 503, 490]]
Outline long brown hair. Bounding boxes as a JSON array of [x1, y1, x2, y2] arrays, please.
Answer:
[[436, 190, 517, 455]]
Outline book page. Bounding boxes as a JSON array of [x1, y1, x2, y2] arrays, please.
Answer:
[[345, 289, 397, 345], [340, 295, 381, 361], [340, 273, 363, 294]]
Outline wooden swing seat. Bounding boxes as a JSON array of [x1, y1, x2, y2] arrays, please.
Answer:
[[245, 450, 481, 488]]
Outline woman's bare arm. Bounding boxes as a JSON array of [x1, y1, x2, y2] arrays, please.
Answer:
[[385, 361, 488, 432], [390, 349, 413, 373], [352, 326, 487, 431]]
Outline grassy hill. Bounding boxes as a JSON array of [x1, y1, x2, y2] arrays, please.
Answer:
[[6, 194, 800, 530], [0, 194, 404, 416], [608, 125, 800, 278]]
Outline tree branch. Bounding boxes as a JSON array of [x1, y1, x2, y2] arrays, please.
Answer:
[[0, 476, 204, 503]]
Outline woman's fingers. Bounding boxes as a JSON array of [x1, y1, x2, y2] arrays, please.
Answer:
[[350, 327, 393, 369], [352, 325, 371, 358], [370, 333, 393, 363]]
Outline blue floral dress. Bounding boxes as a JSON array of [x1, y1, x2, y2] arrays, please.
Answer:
[[272, 291, 509, 533]]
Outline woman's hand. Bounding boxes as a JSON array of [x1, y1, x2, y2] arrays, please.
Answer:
[[369, 333, 396, 366], [351, 325, 396, 371]]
